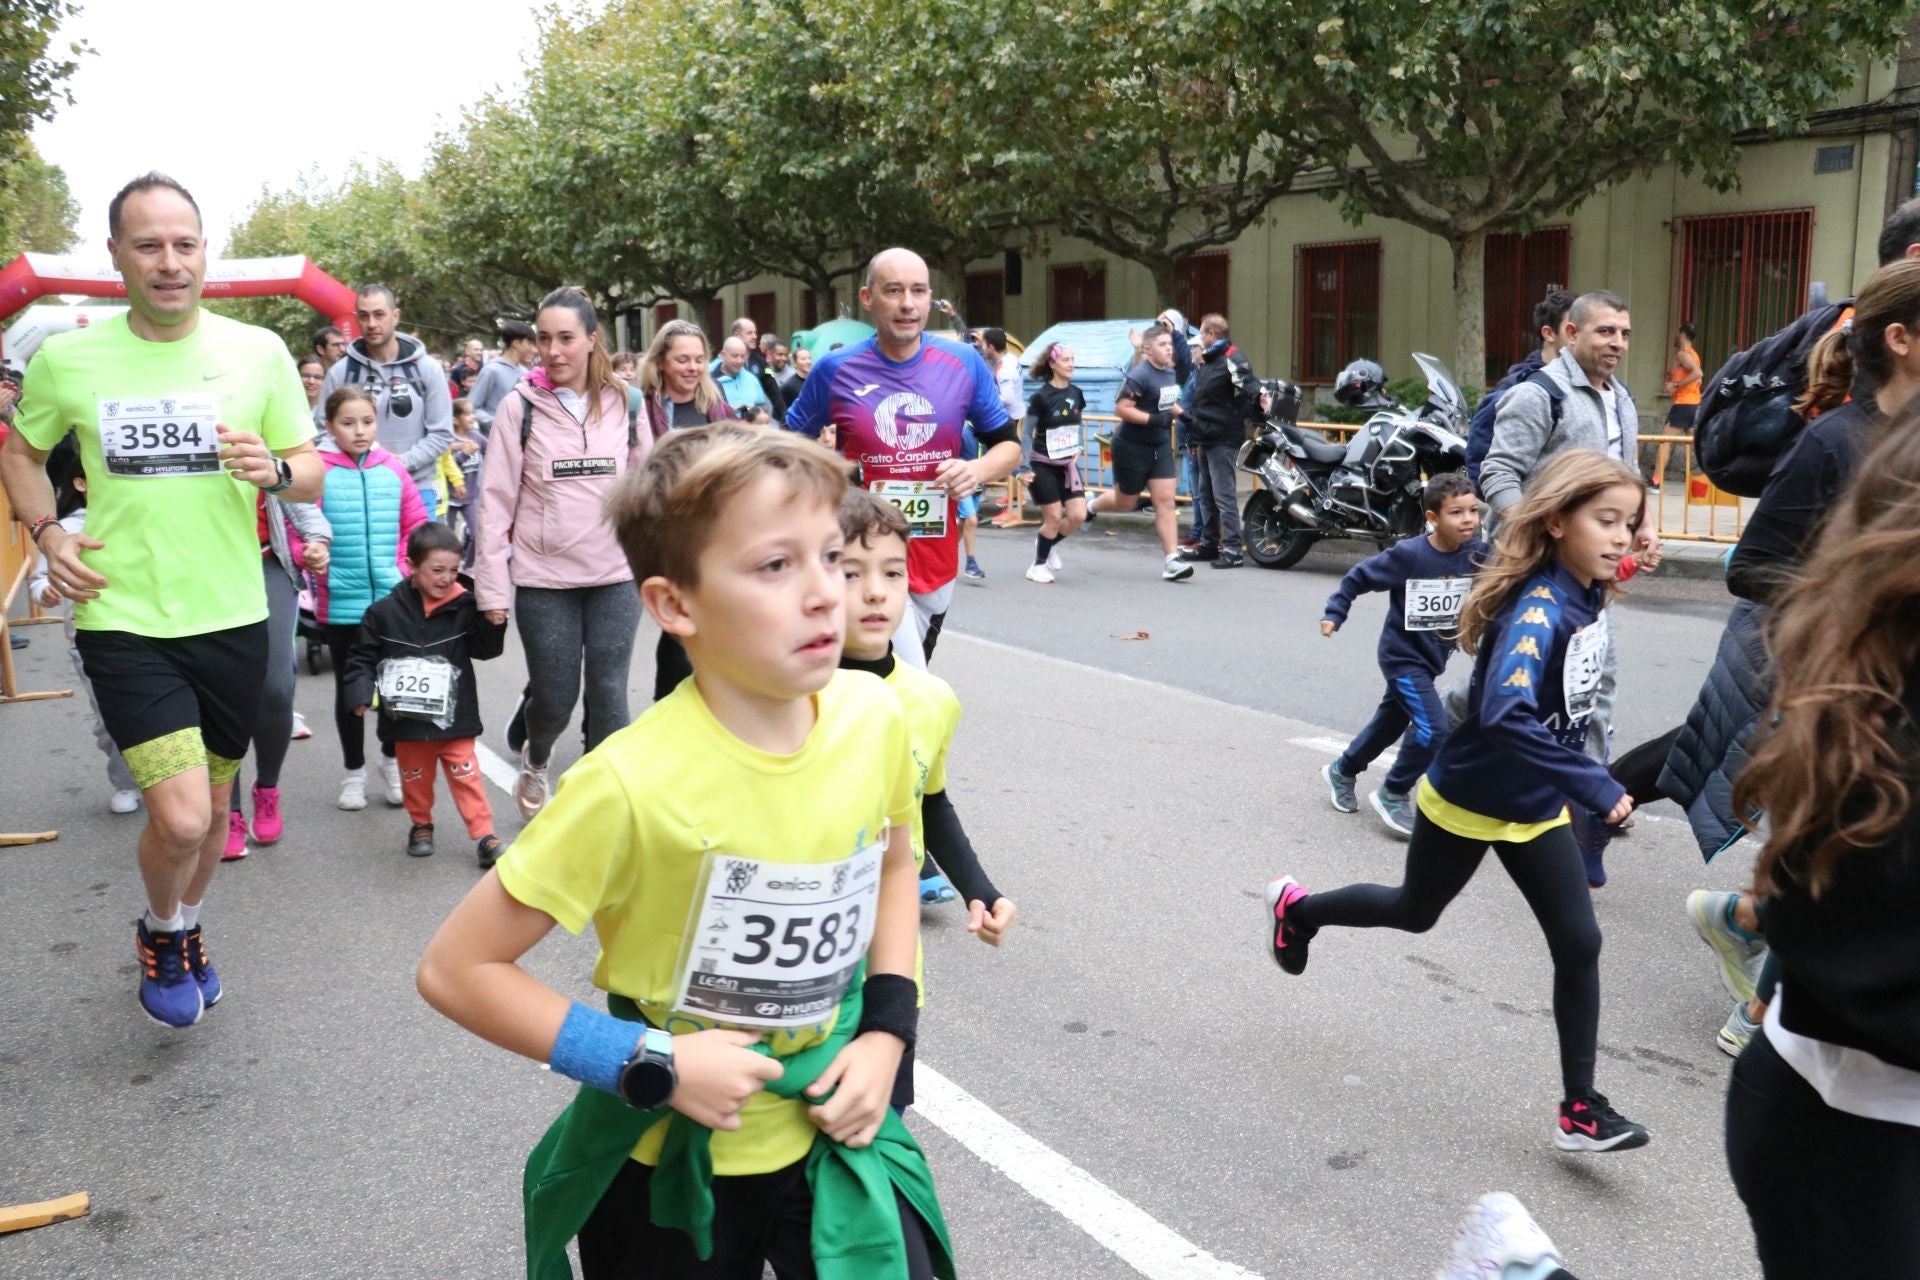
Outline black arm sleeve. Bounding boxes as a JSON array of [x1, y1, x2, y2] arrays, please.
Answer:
[[920, 788, 1001, 906], [973, 421, 1021, 451]]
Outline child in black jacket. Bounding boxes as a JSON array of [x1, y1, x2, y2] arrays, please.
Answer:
[[346, 523, 508, 866]]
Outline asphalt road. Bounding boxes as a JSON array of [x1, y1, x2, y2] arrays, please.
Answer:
[[1, 516, 1761, 1279]]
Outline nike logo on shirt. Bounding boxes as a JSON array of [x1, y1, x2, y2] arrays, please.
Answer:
[[203, 370, 231, 380], [852, 384, 880, 397]]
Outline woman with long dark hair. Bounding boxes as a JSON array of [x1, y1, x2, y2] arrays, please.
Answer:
[[1661, 258, 1920, 1057], [1724, 414, 1920, 1276], [474, 287, 650, 818]]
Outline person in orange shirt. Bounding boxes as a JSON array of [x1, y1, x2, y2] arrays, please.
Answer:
[[1653, 322, 1702, 491]]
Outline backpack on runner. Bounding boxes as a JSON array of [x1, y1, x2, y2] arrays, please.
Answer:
[[1694, 300, 1851, 497]]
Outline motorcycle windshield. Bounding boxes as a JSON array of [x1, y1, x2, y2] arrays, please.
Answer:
[[1412, 353, 1468, 425]]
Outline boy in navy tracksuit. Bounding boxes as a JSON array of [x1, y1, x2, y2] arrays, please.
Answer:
[[1319, 472, 1486, 836]]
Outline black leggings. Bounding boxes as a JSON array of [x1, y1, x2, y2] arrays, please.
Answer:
[[1727, 1028, 1920, 1276], [1292, 815, 1603, 1099], [324, 624, 392, 771], [1610, 724, 1681, 807], [580, 1155, 934, 1279]]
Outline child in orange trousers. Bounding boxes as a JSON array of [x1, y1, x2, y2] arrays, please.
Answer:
[[344, 522, 508, 867]]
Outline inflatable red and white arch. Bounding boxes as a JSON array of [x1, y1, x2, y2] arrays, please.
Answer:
[[0, 253, 357, 358]]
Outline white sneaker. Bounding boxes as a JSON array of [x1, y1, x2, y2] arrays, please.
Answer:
[[338, 771, 368, 811], [1046, 546, 1063, 573], [1718, 1000, 1760, 1058], [109, 789, 142, 814], [1686, 889, 1767, 1004], [290, 710, 312, 740], [1025, 563, 1056, 584], [380, 756, 404, 807], [514, 755, 551, 821], [1162, 554, 1194, 582], [1435, 1192, 1562, 1280]]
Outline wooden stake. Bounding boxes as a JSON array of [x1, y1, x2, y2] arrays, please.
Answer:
[[0, 1191, 91, 1235]]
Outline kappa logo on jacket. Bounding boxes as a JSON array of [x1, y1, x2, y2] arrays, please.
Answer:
[[1518, 606, 1552, 626]]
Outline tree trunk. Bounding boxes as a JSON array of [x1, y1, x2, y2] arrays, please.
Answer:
[[1449, 230, 1488, 394], [1146, 254, 1181, 314], [797, 268, 839, 324], [683, 288, 718, 339]]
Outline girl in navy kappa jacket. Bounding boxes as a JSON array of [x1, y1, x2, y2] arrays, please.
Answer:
[[1266, 450, 1651, 1154]]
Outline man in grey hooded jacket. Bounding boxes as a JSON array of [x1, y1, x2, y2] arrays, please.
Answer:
[[313, 283, 453, 510], [1471, 289, 1658, 883], [1480, 289, 1647, 516]]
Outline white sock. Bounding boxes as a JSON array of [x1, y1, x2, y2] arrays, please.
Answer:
[[178, 901, 201, 930], [145, 908, 185, 934], [345, 767, 366, 781]]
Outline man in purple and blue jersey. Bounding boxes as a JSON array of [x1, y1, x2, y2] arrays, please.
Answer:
[[786, 247, 1023, 666]]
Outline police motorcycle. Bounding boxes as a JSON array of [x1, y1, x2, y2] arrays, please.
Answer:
[[1237, 354, 1471, 570]]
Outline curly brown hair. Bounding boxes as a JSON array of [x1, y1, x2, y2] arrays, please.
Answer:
[[1735, 407, 1920, 897]]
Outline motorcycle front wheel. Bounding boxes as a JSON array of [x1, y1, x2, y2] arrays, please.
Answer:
[[1242, 490, 1317, 569]]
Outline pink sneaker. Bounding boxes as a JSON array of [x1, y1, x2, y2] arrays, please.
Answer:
[[251, 784, 282, 845], [221, 809, 248, 862]]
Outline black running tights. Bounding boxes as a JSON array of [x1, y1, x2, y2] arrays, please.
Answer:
[[1291, 817, 1602, 1099], [324, 624, 392, 772]]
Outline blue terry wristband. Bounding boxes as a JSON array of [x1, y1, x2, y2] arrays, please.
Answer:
[[548, 1001, 642, 1095]]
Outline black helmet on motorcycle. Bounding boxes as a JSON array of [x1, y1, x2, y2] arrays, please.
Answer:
[[1261, 378, 1302, 424], [1332, 358, 1388, 408]]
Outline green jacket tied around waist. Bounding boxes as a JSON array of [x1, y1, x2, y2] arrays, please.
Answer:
[[521, 969, 954, 1279]]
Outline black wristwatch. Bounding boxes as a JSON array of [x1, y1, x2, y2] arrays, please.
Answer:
[[263, 457, 295, 494], [616, 1028, 677, 1109]]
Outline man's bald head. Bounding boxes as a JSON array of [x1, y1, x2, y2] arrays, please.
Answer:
[[861, 247, 933, 355], [719, 336, 748, 375], [865, 247, 929, 291]]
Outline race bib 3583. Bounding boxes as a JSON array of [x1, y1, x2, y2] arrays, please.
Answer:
[[671, 838, 885, 1028]]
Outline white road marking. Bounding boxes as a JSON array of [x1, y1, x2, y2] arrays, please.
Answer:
[[1290, 734, 1372, 759], [950, 632, 1664, 823], [913, 1062, 1262, 1280], [471, 723, 1265, 1278], [473, 741, 520, 795]]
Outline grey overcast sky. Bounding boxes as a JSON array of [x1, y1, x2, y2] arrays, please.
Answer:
[[30, 0, 547, 258]]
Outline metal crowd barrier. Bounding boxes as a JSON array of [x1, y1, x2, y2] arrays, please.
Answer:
[[982, 413, 1191, 529], [1295, 422, 1745, 544]]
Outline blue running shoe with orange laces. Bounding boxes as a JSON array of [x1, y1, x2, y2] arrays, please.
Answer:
[[135, 919, 204, 1028]]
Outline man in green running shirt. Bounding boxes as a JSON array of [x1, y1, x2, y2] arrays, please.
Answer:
[[0, 172, 324, 1029]]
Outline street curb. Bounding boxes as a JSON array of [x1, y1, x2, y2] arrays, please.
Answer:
[[983, 502, 1731, 584]]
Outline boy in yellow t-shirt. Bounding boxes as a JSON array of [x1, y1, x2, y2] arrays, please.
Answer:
[[417, 423, 943, 1278], [837, 488, 1018, 1111]]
